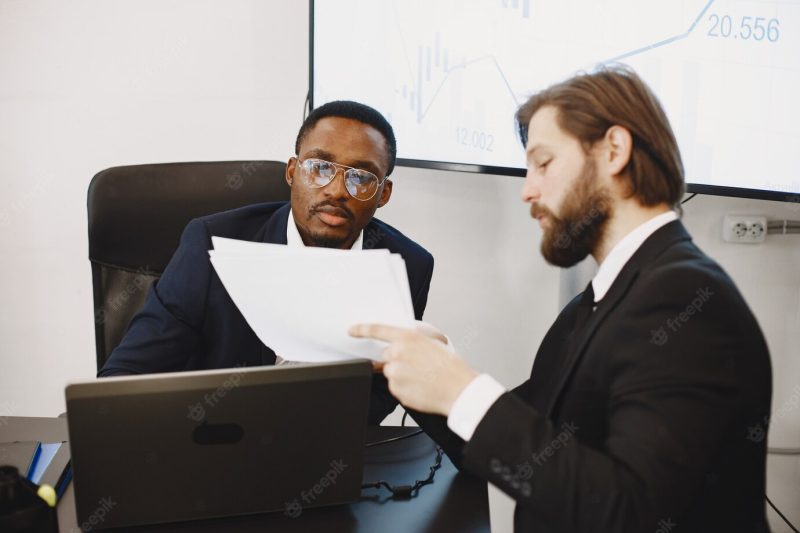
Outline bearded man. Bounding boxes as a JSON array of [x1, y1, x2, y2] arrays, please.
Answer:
[[351, 67, 772, 533]]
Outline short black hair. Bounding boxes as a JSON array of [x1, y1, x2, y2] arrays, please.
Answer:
[[295, 100, 397, 176]]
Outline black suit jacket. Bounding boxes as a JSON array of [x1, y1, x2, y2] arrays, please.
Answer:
[[420, 220, 772, 533], [99, 201, 435, 425]]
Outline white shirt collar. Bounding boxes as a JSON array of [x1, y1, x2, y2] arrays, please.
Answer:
[[591, 210, 678, 302], [286, 208, 364, 250]]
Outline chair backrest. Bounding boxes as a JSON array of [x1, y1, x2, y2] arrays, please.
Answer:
[[88, 161, 290, 371]]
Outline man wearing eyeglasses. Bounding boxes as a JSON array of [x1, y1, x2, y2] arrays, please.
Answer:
[[99, 100, 435, 425]]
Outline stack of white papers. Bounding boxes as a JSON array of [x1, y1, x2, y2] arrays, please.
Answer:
[[209, 237, 415, 363]]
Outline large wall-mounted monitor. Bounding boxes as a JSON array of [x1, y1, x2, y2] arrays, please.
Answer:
[[310, 0, 800, 203]]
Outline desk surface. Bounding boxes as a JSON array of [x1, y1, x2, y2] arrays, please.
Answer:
[[2, 417, 490, 532]]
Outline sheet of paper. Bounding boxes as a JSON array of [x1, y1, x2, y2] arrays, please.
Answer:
[[209, 237, 415, 362]]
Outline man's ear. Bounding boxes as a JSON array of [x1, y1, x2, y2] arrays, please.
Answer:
[[285, 157, 297, 187], [602, 125, 633, 177], [377, 179, 393, 207]]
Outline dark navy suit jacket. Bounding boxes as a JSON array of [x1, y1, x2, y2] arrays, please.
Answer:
[[99, 201, 434, 424]]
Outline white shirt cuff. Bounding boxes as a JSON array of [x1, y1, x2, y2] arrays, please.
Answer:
[[447, 374, 506, 441]]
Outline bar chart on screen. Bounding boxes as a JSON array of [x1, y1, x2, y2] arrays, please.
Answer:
[[313, 0, 800, 195]]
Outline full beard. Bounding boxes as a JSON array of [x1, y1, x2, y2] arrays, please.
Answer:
[[538, 161, 612, 267]]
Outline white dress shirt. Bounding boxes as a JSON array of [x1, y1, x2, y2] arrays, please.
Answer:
[[447, 210, 679, 441]]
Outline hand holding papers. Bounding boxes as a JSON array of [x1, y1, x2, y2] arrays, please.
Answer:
[[209, 237, 415, 363]]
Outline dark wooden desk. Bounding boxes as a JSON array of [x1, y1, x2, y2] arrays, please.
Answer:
[[2, 417, 490, 532]]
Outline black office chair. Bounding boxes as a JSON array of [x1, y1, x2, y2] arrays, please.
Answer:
[[87, 161, 290, 372]]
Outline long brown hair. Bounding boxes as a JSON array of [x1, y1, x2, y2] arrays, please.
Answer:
[[516, 65, 685, 209]]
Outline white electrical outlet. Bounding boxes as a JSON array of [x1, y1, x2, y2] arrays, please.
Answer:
[[722, 215, 767, 244]]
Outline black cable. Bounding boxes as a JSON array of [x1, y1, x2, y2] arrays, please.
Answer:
[[303, 92, 310, 121], [766, 494, 799, 532], [401, 410, 409, 427], [365, 429, 423, 448], [681, 192, 698, 204], [361, 446, 444, 499], [366, 434, 798, 525]]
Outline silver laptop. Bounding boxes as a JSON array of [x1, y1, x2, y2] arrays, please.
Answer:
[[65, 359, 372, 529]]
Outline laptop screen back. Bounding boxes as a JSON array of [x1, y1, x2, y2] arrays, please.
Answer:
[[65, 360, 372, 529]]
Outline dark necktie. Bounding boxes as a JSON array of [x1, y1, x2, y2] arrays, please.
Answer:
[[574, 282, 595, 334], [549, 282, 597, 416]]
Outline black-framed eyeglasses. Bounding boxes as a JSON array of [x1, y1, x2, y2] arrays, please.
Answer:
[[295, 157, 386, 201]]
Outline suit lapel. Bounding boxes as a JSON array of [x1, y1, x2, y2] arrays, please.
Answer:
[[361, 221, 387, 251], [543, 220, 692, 416], [544, 268, 640, 416], [255, 202, 290, 245]]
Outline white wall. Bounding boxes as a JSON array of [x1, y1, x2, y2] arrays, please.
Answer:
[[0, 0, 309, 417], [1, 1, 797, 531]]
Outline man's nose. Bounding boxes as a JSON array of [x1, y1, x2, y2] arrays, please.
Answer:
[[520, 168, 540, 204], [324, 168, 350, 200]]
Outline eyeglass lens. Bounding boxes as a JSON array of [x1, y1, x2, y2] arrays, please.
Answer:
[[301, 159, 379, 200]]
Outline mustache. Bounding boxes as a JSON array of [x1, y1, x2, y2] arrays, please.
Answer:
[[309, 201, 354, 220], [530, 203, 555, 221]]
